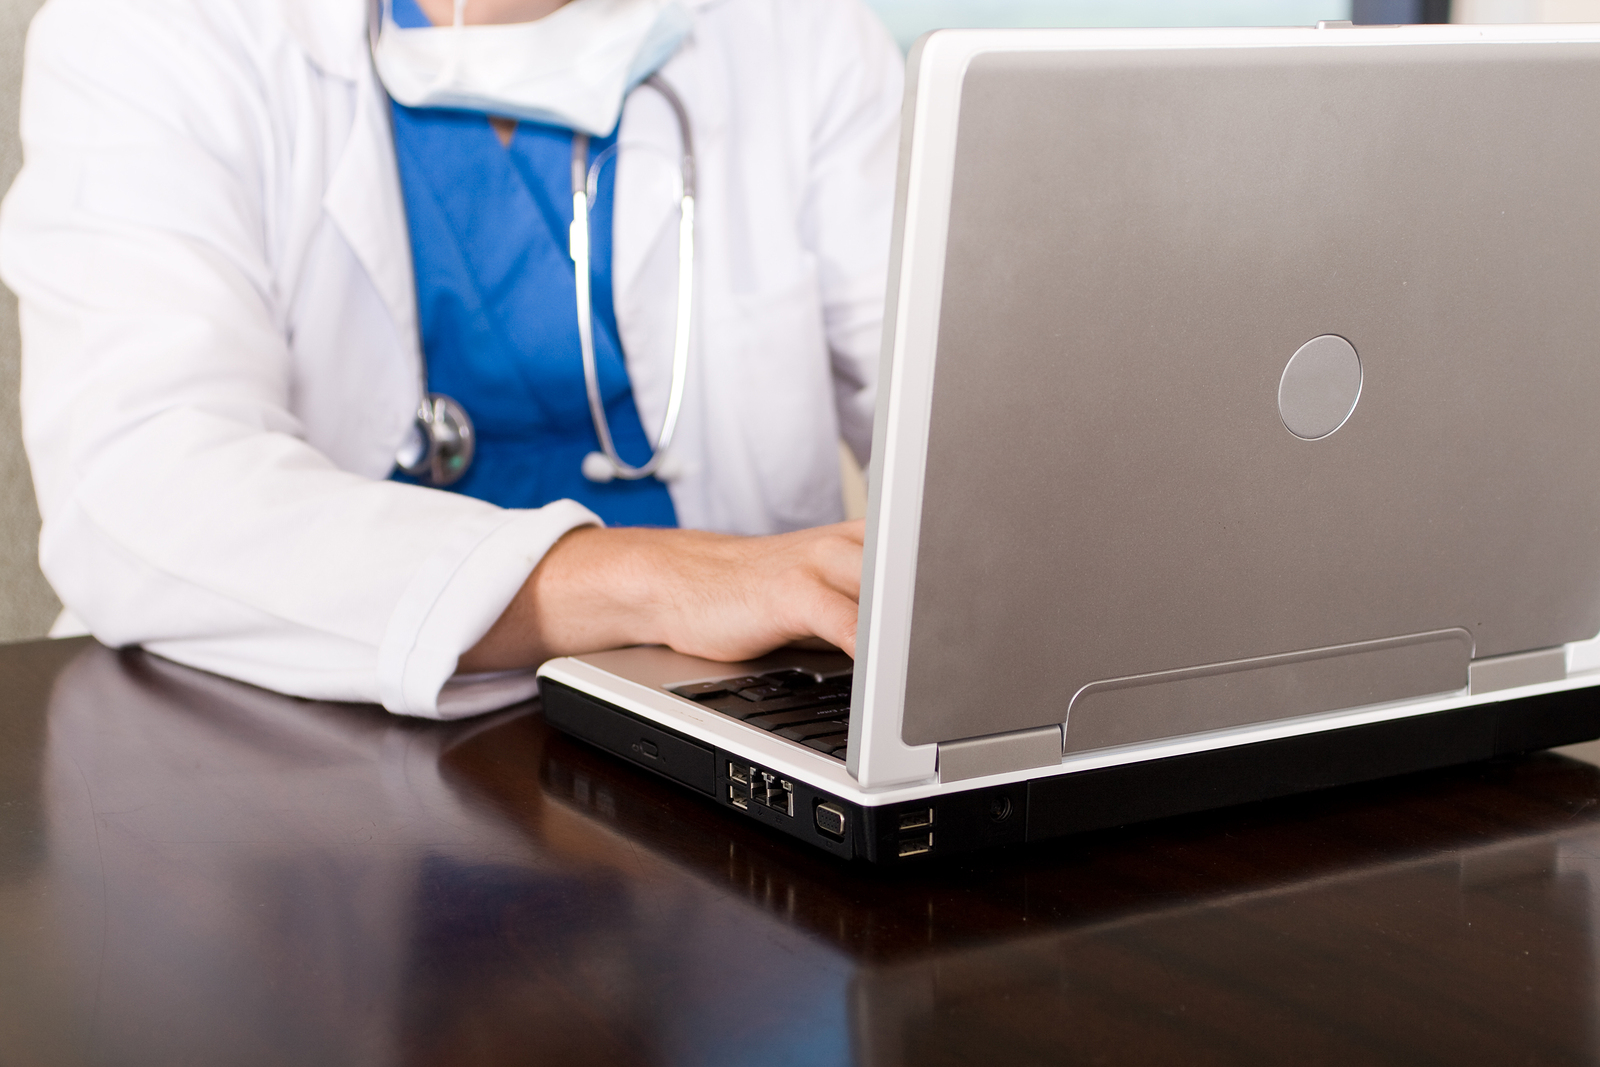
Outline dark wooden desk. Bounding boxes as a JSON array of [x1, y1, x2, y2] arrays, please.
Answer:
[[5, 638, 1600, 1066]]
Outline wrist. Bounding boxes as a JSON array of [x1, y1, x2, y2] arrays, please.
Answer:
[[528, 525, 677, 655]]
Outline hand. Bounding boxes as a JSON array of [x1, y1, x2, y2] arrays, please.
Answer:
[[458, 520, 866, 672]]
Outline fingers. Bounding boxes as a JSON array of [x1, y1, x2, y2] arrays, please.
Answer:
[[834, 518, 866, 544], [764, 565, 858, 659], [807, 529, 865, 600], [804, 586, 860, 658], [773, 530, 863, 656]]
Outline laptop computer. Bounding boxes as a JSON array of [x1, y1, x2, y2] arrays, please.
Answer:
[[537, 21, 1600, 864]]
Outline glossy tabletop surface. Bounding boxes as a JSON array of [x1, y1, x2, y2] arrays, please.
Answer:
[[6, 638, 1600, 1066]]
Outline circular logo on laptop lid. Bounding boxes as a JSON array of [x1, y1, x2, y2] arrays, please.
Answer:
[[1279, 334, 1363, 440]]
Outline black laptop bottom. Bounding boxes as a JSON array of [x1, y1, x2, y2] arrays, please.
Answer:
[[539, 678, 1600, 864]]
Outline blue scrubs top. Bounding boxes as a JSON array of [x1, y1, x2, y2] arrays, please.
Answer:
[[387, 0, 678, 527]]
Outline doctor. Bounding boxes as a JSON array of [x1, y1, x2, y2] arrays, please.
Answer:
[[0, 0, 901, 716]]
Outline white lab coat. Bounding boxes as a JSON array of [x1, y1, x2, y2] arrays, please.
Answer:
[[0, 0, 901, 717]]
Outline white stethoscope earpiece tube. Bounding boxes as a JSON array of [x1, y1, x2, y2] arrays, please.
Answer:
[[574, 72, 695, 484]]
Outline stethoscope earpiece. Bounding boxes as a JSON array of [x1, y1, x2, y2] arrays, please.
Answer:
[[581, 451, 617, 483], [583, 449, 686, 484], [585, 447, 691, 486]]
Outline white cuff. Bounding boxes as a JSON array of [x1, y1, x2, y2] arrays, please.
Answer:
[[435, 668, 543, 719], [378, 499, 601, 717]]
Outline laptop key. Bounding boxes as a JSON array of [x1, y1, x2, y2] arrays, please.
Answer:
[[775, 719, 850, 742], [725, 693, 848, 720], [802, 734, 848, 755], [759, 670, 821, 689], [693, 693, 770, 718], [672, 677, 762, 701], [672, 681, 729, 699], [703, 694, 836, 722], [735, 684, 792, 702], [745, 704, 853, 730]]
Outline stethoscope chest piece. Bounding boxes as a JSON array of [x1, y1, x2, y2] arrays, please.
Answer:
[[396, 393, 475, 488]]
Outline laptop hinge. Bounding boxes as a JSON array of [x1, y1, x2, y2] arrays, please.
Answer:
[[1469, 647, 1566, 695], [938, 725, 1063, 784]]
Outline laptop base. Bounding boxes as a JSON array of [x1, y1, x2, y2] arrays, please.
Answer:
[[540, 678, 1600, 864]]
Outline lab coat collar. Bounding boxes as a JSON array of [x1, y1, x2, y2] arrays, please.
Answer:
[[280, 0, 373, 83], [271, 0, 416, 365], [323, 65, 421, 367]]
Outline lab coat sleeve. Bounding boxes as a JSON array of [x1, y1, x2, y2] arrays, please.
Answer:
[[0, 0, 597, 718], [795, 0, 903, 466]]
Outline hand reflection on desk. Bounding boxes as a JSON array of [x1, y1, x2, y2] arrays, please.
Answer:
[[15, 640, 1600, 1067]]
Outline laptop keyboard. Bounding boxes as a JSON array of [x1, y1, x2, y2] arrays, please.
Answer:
[[670, 669, 853, 761]]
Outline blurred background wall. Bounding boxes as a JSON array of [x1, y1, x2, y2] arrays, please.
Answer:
[[862, 0, 1600, 49], [1455, 1, 1600, 18], [866, 1, 1355, 49], [1, 0, 58, 644]]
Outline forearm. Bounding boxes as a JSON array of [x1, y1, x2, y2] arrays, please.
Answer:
[[459, 526, 656, 671]]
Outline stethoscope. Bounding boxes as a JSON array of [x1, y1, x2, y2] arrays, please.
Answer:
[[397, 74, 696, 488]]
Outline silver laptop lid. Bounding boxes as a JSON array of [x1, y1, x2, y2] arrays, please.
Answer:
[[853, 24, 1600, 787]]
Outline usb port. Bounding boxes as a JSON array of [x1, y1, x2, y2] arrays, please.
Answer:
[[728, 762, 750, 785], [729, 784, 749, 810], [898, 808, 934, 831], [897, 834, 933, 858]]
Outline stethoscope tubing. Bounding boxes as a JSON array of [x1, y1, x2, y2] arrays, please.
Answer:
[[571, 72, 695, 482]]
